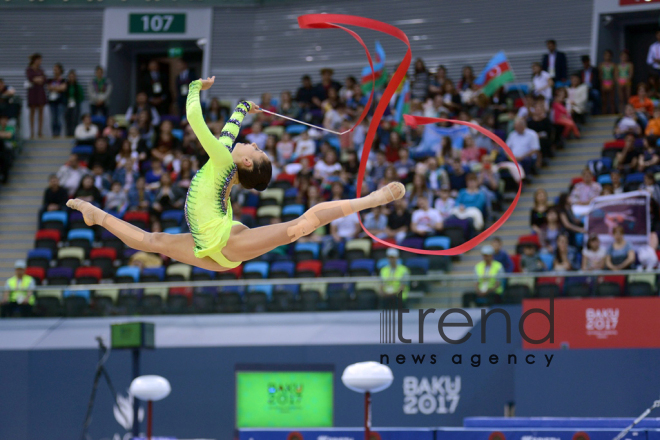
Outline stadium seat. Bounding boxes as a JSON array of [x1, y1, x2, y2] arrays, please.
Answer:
[[424, 236, 451, 250], [123, 211, 150, 230], [627, 281, 654, 297], [294, 242, 319, 261], [141, 267, 165, 283], [344, 239, 372, 261], [502, 285, 530, 304], [349, 259, 376, 277], [167, 294, 189, 315], [161, 210, 184, 229], [41, 211, 68, 233], [595, 281, 621, 297], [68, 211, 88, 231], [299, 288, 323, 311], [63, 292, 90, 316], [597, 174, 612, 185], [27, 248, 53, 270], [217, 289, 243, 313], [259, 188, 284, 207], [296, 260, 322, 278], [246, 286, 271, 312], [117, 294, 140, 315], [192, 289, 217, 314], [322, 260, 348, 277], [46, 267, 73, 286], [67, 229, 94, 256], [101, 230, 125, 255], [57, 247, 85, 270], [354, 282, 379, 310], [26, 267, 46, 284], [326, 284, 350, 311], [283, 188, 299, 205], [627, 272, 656, 290], [371, 238, 395, 261], [270, 179, 292, 191], [598, 275, 625, 293], [166, 263, 192, 282], [36, 294, 62, 317], [35, 229, 61, 254], [141, 293, 164, 315], [171, 128, 184, 140], [243, 261, 269, 279], [74, 266, 102, 285], [256, 206, 281, 226], [115, 266, 140, 283], [537, 276, 565, 292], [90, 247, 117, 278], [535, 283, 561, 298], [405, 258, 429, 275], [508, 276, 535, 290], [71, 144, 94, 162], [281, 204, 304, 222], [217, 265, 243, 280], [163, 226, 181, 235], [441, 226, 466, 250], [286, 124, 307, 134], [624, 172, 645, 191], [270, 288, 297, 312], [270, 261, 295, 279], [191, 267, 216, 281], [92, 295, 114, 316], [400, 237, 424, 258], [565, 282, 591, 297]]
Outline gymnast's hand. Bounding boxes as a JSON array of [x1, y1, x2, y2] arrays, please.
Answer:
[[199, 76, 215, 90], [246, 101, 261, 114]]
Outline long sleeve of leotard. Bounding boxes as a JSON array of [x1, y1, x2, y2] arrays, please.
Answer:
[[186, 80, 251, 168]]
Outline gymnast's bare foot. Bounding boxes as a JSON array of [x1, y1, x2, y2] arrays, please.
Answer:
[[66, 199, 105, 227], [370, 182, 405, 207]]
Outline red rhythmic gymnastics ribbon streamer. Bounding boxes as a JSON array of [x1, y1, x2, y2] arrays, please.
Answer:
[[297, 14, 522, 256]]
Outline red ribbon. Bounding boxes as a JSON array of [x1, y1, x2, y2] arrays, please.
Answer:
[[298, 14, 522, 256]]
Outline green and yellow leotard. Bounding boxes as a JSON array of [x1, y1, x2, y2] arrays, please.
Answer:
[[184, 80, 251, 268]]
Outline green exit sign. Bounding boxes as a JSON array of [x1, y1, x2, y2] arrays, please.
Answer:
[[129, 13, 186, 34]]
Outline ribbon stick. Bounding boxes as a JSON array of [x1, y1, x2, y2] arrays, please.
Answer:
[[259, 108, 350, 136], [297, 14, 522, 255]]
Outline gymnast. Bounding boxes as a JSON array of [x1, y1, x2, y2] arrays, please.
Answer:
[[67, 77, 405, 272]]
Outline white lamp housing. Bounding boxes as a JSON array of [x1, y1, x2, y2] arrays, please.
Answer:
[[129, 375, 171, 402], [341, 361, 393, 393]]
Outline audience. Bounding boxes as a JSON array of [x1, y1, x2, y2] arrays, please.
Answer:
[[605, 226, 636, 271]]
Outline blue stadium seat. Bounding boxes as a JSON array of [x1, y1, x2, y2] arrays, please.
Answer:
[[377, 258, 402, 270], [142, 267, 165, 282], [28, 248, 53, 262], [162, 210, 184, 225], [404, 258, 429, 275], [540, 253, 554, 271], [91, 115, 106, 126], [171, 128, 184, 141], [41, 211, 68, 227], [115, 266, 140, 283], [222, 285, 245, 295], [248, 284, 273, 298], [192, 267, 216, 280], [424, 236, 451, 250], [67, 229, 94, 245], [270, 261, 295, 278], [64, 289, 91, 302], [625, 172, 645, 185], [164, 227, 182, 234], [243, 261, 269, 279], [349, 259, 376, 276], [294, 242, 319, 260], [597, 174, 612, 185], [286, 124, 307, 134], [284, 188, 298, 200], [71, 145, 93, 160], [326, 136, 340, 150], [282, 204, 304, 217]]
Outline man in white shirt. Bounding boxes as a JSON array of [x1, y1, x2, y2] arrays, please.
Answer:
[[323, 211, 361, 258], [57, 154, 89, 196], [410, 197, 443, 237], [647, 30, 660, 75], [506, 118, 541, 177], [314, 150, 342, 182]]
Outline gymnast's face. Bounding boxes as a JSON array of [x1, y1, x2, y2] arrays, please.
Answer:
[[234, 142, 268, 168]]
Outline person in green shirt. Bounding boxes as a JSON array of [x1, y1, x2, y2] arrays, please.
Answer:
[[380, 248, 410, 307], [463, 245, 504, 307], [2, 260, 35, 317]]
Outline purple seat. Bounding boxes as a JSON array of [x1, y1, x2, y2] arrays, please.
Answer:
[[322, 260, 348, 276], [123, 249, 139, 260], [160, 114, 180, 125], [47, 267, 74, 285], [400, 237, 424, 250], [444, 217, 471, 237]]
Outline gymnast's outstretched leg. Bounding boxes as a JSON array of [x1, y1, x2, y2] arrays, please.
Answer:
[[65, 199, 229, 271], [222, 181, 405, 263]]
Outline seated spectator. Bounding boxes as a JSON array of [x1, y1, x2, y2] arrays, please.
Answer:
[[611, 169, 624, 194], [520, 243, 546, 273], [568, 73, 588, 124], [394, 148, 415, 184], [323, 210, 360, 259], [582, 234, 607, 271], [363, 205, 388, 239], [516, 94, 536, 120], [380, 248, 410, 306], [645, 107, 660, 136], [506, 117, 541, 177], [553, 87, 580, 139], [370, 150, 389, 183], [145, 158, 166, 186], [276, 132, 295, 164], [112, 159, 138, 192], [152, 120, 181, 169], [569, 168, 601, 215], [116, 139, 139, 173], [540, 208, 564, 252], [152, 173, 185, 213], [104, 181, 128, 215], [605, 225, 636, 270], [434, 184, 455, 222], [278, 90, 301, 120], [127, 176, 154, 211], [246, 121, 268, 149], [314, 150, 342, 183], [74, 175, 102, 206], [293, 130, 316, 160], [629, 83, 654, 120], [477, 155, 500, 215], [410, 197, 443, 238], [57, 154, 88, 196], [176, 157, 196, 191], [527, 98, 553, 160], [89, 137, 115, 172], [614, 104, 643, 138], [90, 162, 111, 196], [638, 136, 660, 173], [491, 236, 514, 273], [386, 198, 411, 243], [638, 171, 660, 204], [125, 91, 160, 127], [136, 110, 155, 146], [553, 233, 579, 271], [127, 126, 149, 162], [460, 136, 481, 164], [456, 172, 486, 213], [556, 192, 585, 241], [42, 173, 69, 212], [448, 157, 467, 192], [532, 62, 553, 105], [1, 260, 35, 318], [467, 245, 503, 307], [437, 136, 453, 165], [615, 133, 640, 173], [407, 173, 433, 208], [74, 114, 98, 144], [530, 188, 549, 236]]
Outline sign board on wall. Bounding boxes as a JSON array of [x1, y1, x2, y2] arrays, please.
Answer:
[[129, 13, 186, 34], [620, 0, 660, 5]]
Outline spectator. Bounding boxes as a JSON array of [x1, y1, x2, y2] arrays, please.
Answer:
[[380, 248, 410, 306], [457, 65, 475, 91], [42, 173, 69, 212], [1, 260, 34, 318], [339, 76, 357, 103], [428, 65, 448, 98], [136, 110, 155, 146], [629, 83, 655, 120], [116, 139, 139, 173], [527, 98, 553, 160], [57, 154, 88, 196], [324, 210, 360, 259], [0, 113, 13, 182], [569, 168, 601, 214], [568, 73, 588, 124], [89, 137, 115, 172], [638, 137, 660, 173], [314, 150, 342, 182], [617, 51, 634, 114], [530, 188, 549, 236], [276, 132, 295, 164], [316, 68, 342, 102], [145, 158, 166, 185], [293, 130, 316, 159], [520, 243, 546, 273], [556, 192, 585, 240], [204, 98, 224, 123], [296, 75, 323, 122], [74, 175, 102, 206], [112, 158, 138, 192], [152, 120, 181, 168], [639, 171, 660, 204], [553, 87, 580, 139], [611, 169, 624, 194], [394, 148, 415, 183], [0, 78, 16, 116], [434, 184, 455, 222], [342, 150, 360, 178], [615, 133, 640, 173], [410, 197, 443, 238], [125, 91, 160, 127], [426, 156, 448, 195], [407, 173, 432, 208], [127, 176, 154, 211], [600, 49, 616, 115], [614, 106, 643, 138], [646, 29, 660, 77], [246, 121, 268, 150], [142, 60, 169, 115], [87, 66, 112, 119], [456, 172, 487, 213], [90, 162, 111, 195], [47, 63, 67, 138], [542, 39, 568, 83], [553, 233, 579, 271], [74, 114, 98, 144], [468, 245, 503, 306], [152, 173, 185, 213], [531, 62, 553, 105], [491, 237, 514, 273], [104, 181, 128, 215], [411, 58, 430, 101], [582, 234, 607, 271], [65, 70, 85, 137], [174, 59, 194, 117], [386, 198, 411, 243], [645, 107, 660, 136], [460, 136, 481, 164], [440, 80, 462, 114], [541, 208, 564, 253], [605, 225, 636, 270], [175, 157, 196, 190], [363, 205, 388, 239], [580, 55, 600, 115], [506, 117, 541, 177], [448, 157, 467, 191], [26, 53, 47, 139], [278, 90, 301, 120]]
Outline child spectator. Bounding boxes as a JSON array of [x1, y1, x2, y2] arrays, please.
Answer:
[[293, 130, 316, 159], [491, 237, 514, 273], [520, 244, 546, 273], [645, 107, 660, 136], [629, 83, 655, 120], [614, 104, 643, 138], [104, 181, 128, 215], [553, 88, 580, 139], [637, 137, 660, 173], [582, 234, 607, 271]]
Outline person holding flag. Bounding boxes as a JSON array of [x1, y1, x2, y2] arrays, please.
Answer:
[[475, 51, 515, 97], [360, 41, 388, 94]]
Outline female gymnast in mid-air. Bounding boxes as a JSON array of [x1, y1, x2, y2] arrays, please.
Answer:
[[67, 77, 405, 272]]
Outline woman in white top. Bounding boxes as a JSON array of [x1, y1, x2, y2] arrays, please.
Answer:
[[532, 62, 553, 107], [581, 234, 607, 271], [568, 73, 589, 122], [74, 113, 99, 143]]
